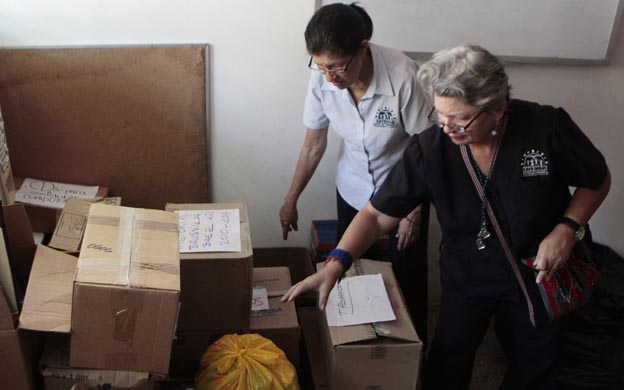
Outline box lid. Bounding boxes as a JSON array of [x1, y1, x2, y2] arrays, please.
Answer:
[[19, 245, 76, 333], [319, 259, 421, 346], [165, 203, 252, 260], [77, 204, 180, 291]]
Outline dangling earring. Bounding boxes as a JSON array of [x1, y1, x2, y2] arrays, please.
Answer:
[[491, 128, 498, 136]]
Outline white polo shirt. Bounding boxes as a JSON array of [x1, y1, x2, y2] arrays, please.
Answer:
[[303, 43, 431, 210]]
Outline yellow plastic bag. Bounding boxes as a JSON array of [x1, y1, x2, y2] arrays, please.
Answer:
[[195, 333, 299, 390]]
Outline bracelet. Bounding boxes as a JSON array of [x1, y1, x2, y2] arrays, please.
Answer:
[[323, 248, 353, 272]]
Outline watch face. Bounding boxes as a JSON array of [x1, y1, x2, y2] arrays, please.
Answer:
[[576, 226, 586, 241]]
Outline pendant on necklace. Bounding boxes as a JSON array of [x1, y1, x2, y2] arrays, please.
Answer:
[[478, 227, 491, 240], [476, 237, 486, 250]]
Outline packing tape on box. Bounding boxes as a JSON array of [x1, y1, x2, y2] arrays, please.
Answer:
[[110, 288, 144, 342]]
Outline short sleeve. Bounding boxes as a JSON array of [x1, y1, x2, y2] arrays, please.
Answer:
[[371, 135, 428, 217], [399, 61, 432, 136], [303, 74, 330, 130], [550, 108, 607, 189]]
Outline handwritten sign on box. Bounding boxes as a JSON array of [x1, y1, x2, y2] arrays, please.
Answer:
[[15, 178, 99, 210], [176, 209, 241, 253]]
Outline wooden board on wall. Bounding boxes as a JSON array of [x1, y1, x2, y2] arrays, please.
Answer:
[[0, 45, 210, 210]]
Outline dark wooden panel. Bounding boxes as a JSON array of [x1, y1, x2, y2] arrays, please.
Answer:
[[0, 45, 210, 209]]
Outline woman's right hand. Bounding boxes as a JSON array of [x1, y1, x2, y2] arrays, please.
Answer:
[[279, 200, 298, 240], [281, 260, 344, 311]]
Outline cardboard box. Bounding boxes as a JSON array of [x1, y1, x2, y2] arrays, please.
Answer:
[[298, 307, 329, 390], [251, 267, 301, 369], [20, 204, 181, 373], [311, 259, 423, 390], [165, 203, 253, 360], [49, 196, 122, 253], [14, 176, 110, 234], [41, 334, 154, 390]]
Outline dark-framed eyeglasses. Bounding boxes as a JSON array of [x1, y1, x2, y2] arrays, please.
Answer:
[[308, 54, 354, 76], [427, 107, 483, 134]]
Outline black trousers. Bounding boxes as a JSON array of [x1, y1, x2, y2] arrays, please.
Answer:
[[423, 279, 560, 390], [336, 190, 430, 345]]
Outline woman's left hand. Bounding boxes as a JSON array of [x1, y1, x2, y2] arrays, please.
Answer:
[[396, 217, 420, 251], [533, 224, 577, 284]]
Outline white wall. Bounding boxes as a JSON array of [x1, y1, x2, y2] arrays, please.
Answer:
[[1, 1, 622, 255]]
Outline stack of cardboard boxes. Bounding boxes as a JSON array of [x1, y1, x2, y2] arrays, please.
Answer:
[[1, 192, 424, 389]]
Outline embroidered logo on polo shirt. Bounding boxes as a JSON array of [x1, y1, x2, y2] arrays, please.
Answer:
[[520, 149, 549, 177], [374, 106, 397, 128]]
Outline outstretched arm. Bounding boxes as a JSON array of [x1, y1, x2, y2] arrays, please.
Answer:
[[282, 202, 400, 310], [279, 128, 328, 240]]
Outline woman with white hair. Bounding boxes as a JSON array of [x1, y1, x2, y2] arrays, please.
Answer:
[[283, 44, 611, 389]]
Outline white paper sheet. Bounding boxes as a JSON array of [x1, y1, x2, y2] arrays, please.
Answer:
[[176, 209, 241, 253], [15, 178, 99, 210], [251, 287, 270, 312], [325, 274, 396, 327]]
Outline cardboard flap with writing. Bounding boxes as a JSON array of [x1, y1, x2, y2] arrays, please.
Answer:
[[320, 259, 420, 345], [165, 202, 252, 260], [49, 197, 122, 253], [19, 245, 76, 333], [77, 204, 180, 291]]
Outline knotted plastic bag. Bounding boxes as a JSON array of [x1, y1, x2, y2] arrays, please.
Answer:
[[195, 333, 299, 390]]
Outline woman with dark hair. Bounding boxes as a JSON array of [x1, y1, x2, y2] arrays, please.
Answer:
[[279, 2, 432, 342], [283, 44, 611, 389]]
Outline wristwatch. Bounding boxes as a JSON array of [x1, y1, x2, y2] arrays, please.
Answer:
[[559, 216, 586, 241]]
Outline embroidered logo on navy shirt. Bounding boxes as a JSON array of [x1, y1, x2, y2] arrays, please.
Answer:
[[374, 106, 397, 128], [521, 149, 549, 177]]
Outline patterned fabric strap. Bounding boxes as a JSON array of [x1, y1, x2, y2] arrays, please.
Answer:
[[460, 144, 537, 327]]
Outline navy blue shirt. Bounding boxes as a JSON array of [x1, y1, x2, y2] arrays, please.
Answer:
[[371, 99, 608, 297]]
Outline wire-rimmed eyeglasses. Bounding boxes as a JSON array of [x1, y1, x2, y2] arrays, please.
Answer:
[[428, 107, 483, 134], [308, 54, 354, 76]]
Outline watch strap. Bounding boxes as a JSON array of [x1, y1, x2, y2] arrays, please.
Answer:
[[559, 216, 581, 232]]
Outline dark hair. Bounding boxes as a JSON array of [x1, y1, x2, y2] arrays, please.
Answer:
[[304, 3, 373, 57]]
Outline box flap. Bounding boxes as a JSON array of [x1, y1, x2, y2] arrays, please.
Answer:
[[77, 204, 180, 291], [165, 203, 252, 260], [2, 204, 37, 294], [0, 285, 14, 331], [19, 245, 76, 333], [318, 259, 420, 345]]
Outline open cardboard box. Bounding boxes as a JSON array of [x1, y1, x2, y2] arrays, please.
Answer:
[[19, 204, 180, 374], [251, 266, 301, 369], [165, 202, 253, 361], [302, 259, 423, 390]]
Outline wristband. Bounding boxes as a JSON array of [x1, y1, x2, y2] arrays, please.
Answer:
[[324, 248, 353, 272]]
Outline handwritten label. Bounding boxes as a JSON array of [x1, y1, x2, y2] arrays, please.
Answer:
[[325, 274, 396, 327], [15, 178, 99, 210], [176, 209, 241, 253], [251, 287, 270, 312]]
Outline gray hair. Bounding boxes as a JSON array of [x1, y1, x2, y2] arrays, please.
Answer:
[[417, 44, 511, 112]]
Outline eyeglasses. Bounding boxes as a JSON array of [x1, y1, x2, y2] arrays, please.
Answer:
[[308, 54, 354, 76], [428, 107, 483, 133]]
